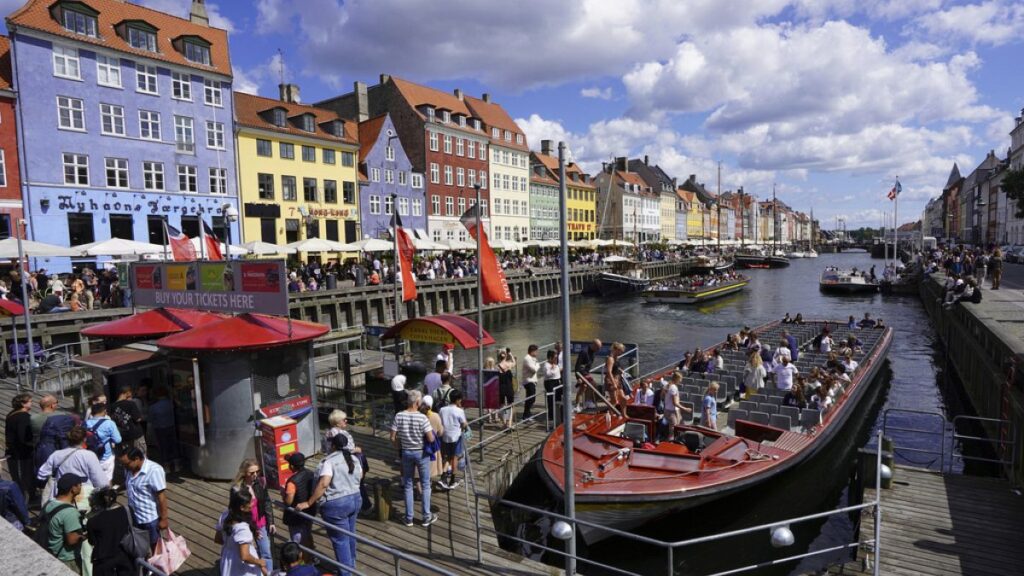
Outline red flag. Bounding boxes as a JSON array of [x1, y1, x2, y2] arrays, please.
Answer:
[[201, 220, 224, 260], [460, 205, 512, 304], [392, 213, 417, 302], [163, 222, 196, 261]]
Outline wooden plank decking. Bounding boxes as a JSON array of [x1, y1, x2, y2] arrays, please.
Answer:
[[830, 465, 1024, 576], [0, 383, 561, 576]]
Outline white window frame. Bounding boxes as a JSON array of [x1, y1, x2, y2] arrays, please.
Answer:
[[443, 134, 452, 154], [143, 161, 164, 191], [431, 194, 440, 215], [139, 110, 161, 141], [96, 54, 122, 88], [174, 116, 195, 154], [0, 149, 7, 187], [177, 164, 198, 193], [384, 195, 393, 215], [480, 199, 488, 216], [57, 96, 85, 131], [385, 145, 395, 161], [52, 45, 80, 80], [369, 195, 381, 215], [468, 141, 475, 159], [445, 196, 454, 216], [480, 170, 487, 189], [458, 197, 466, 214], [516, 133, 523, 145], [136, 63, 158, 95], [456, 167, 465, 187], [491, 127, 499, 139], [444, 165, 453, 185], [100, 103, 126, 136], [371, 167, 381, 182], [209, 167, 227, 195], [398, 197, 409, 215], [206, 121, 225, 150], [429, 132, 439, 152], [412, 198, 422, 216], [171, 71, 192, 101], [203, 78, 223, 107], [63, 153, 88, 185], [479, 142, 486, 159], [430, 163, 439, 184], [411, 173, 424, 189], [468, 169, 476, 187], [398, 171, 407, 186], [456, 138, 464, 157], [104, 157, 129, 188]]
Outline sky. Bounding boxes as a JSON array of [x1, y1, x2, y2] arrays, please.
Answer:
[[5, 0, 1024, 230]]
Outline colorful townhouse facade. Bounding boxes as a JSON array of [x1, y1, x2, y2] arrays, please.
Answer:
[[358, 113, 426, 240], [318, 75, 491, 244], [466, 95, 530, 242], [0, 35, 22, 238], [674, 189, 690, 241], [534, 142, 596, 240], [7, 0, 239, 269], [234, 88, 360, 249], [595, 158, 659, 242], [528, 153, 559, 241], [628, 157, 677, 241]]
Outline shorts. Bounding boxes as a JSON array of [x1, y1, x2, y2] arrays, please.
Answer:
[[441, 437, 464, 459]]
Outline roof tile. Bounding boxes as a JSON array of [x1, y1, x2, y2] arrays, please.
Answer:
[[233, 91, 357, 145]]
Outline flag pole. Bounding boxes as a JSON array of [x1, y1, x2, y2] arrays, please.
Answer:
[[198, 218, 207, 260], [392, 193, 400, 327], [894, 177, 899, 265], [558, 141, 576, 574], [474, 184, 485, 461]]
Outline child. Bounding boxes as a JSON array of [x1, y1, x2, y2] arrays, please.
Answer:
[[278, 541, 318, 576], [438, 390, 468, 489]]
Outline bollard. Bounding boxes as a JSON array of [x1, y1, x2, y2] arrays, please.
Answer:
[[374, 478, 392, 522], [881, 437, 895, 489]]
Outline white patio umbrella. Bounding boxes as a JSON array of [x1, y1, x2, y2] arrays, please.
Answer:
[[412, 237, 447, 251], [73, 237, 164, 257], [0, 237, 80, 258], [567, 239, 591, 248], [241, 241, 296, 255], [285, 237, 356, 252], [349, 238, 394, 252], [489, 239, 522, 251], [587, 238, 614, 248], [188, 237, 248, 256], [438, 238, 476, 250]]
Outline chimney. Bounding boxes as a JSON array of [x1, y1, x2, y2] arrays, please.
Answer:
[[541, 140, 553, 155], [379, 74, 391, 86], [189, 0, 209, 26], [454, 88, 463, 101], [354, 81, 369, 122], [278, 83, 300, 104], [644, 155, 649, 166], [615, 157, 628, 172], [482, 93, 491, 103]]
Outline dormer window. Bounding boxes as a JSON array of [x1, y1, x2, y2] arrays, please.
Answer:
[[491, 127, 499, 139], [504, 130, 512, 142], [300, 114, 315, 132], [473, 119, 481, 130], [58, 3, 98, 37], [127, 25, 158, 53], [272, 108, 286, 127], [441, 110, 450, 124], [458, 115, 466, 127], [516, 134, 523, 145], [425, 106, 435, 121], [184, 41, 211, 65], [331, 120, 344, 137]]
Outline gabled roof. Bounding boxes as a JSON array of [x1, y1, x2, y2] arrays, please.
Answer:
[[8, 0, 231, 74], [944, 163, 962, 189], [234, 92, 357, 145], [532, 151, 595, 189], [358, 114, 387, 163], [0, 35, 11, 92], [389, 76, 486, 138], [680, 175, 714, 204], [676, 188, 695, 205], [616, 170, 649, 190], [463, 95, 528, 151]]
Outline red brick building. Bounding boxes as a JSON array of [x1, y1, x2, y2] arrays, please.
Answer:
[[0, 35, 21, 238]]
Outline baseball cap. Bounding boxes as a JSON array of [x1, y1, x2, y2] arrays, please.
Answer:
[[422, 394, 434, 408], [57, 473, 86, 494]]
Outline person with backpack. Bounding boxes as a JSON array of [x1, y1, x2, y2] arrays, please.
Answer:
[[84, 402, 121, 485], [111, 385, 146, 454], [39, 473, 87, 574], [34, 408, 80, 479], [36, 426, 107, 507], [5, 393, 35, 505], [281, 453, 316, 554], [85, 487, 134, 576], [431, 372, 455, 411]]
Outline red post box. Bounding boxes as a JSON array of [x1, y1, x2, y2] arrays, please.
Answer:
[[259, 416, 298, 490]]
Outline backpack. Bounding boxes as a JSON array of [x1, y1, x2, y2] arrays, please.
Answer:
[[34, 414, 79, 468], [33, 502, 74, 550], [432, 386, 454, 410], [84, 420, 108, 459]]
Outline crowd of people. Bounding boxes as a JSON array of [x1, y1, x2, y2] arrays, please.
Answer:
[[0, 267, 125, 314], [919, 244, 1004, 307], [648, 270, 746, 291]]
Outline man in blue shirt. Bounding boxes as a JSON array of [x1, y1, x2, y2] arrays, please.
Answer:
[[783, 330, 799, 363], [117, 446, 169, 550], [84, 402, 121, 485]]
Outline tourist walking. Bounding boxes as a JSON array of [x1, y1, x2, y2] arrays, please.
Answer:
[[37, 426, 107, 507], [539, 349, 562, 424], [85, 487, 135, 576], [231, 459, 275, 573], [111, 385, 147, 454], [438, 390, 468, 489], [117, 446, 168, 551], [216, 486, 267, 576], [742, 351, 767, 399], [297, 434, 363, 575], [40, 473, 87, 574], [84, 402, 121, 485], [990, 248, 1003, 289], [773, 356, 799, 391], [574, 339, 601, 411], [390, 390, 438, 527], [701, 382, 720, 431], [521, 344, 540, 420], [497, 350, 516, 428], [5, 393, 35, 503]]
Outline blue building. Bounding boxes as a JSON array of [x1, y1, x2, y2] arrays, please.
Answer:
[[7, 0, 238, 270], [357, 113, 426, 240]]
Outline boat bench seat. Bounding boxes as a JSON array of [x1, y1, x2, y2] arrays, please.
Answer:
[[800, 408, 822, 430], [769, 414, 792, 430]]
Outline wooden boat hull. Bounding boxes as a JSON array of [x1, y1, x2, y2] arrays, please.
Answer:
[[596, 272, 650, 297], [642, 281, 747, 304], [735, 255, 790, 269]]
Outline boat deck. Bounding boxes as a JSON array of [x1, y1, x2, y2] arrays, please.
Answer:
[[830, 465, 1024, 576], [0, 383, 556, 576]]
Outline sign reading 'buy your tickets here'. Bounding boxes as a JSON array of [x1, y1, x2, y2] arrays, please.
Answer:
[[130, 260, 288, 316]]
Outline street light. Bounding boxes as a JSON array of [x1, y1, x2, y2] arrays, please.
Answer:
[[221, 203, 239, 251]]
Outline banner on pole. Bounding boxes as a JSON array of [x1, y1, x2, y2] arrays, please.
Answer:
[[131, 259, 288, 315]]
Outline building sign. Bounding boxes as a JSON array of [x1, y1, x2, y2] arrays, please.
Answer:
[[52, 191, 230, 216], [131, 259, 288, 315], [286, 206, 353, 219]]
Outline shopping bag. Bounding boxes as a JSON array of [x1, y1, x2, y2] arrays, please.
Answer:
[[148, 530, 191, 574]]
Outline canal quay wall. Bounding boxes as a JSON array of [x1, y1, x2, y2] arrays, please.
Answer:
[[919, 273, 1024, 485]]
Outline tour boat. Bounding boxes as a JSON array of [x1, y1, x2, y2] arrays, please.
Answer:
[[819, 268, 879, 294], [596, 256, 651, 296], [734, 250, 790, 269], [786, 251, 805, 259], [535, 319, 892, 544], [684, 255, 734, 275], [641, 277, 748, 304]]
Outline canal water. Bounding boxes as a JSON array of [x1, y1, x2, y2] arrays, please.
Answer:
[[455, 251, 977, 575]]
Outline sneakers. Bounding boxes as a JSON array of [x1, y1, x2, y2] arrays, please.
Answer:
[[422, 513, 439, 527], [437, 479, 450, 490], [403, 518, 415, 527], [449, 478, 464, 489]]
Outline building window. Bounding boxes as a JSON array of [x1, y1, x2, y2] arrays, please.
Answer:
[[282, 175, 296, 201], [385, 169, 394, 184], [493, 172, 500, 190], [96, 55, 121, 87], [325, 220, 339, 241], [429, 163, 439, 184], [412, 198, 422, 216], [279, 142, 294, 159], [429, 132, 439, 151], [456, 138, 464, 156], [0, 149, 6, 187], [57, 96, 85, 131], [398, 171, 407, 186], [384, 195, 394, 215], [411, 173, 423, 189], [61, 152, 89, 186], [272, 109, 286, 127], [136, 64, 158, 94], [206, 121, 225, 149], [444, 165, 453, 185], [480, 170, 487, 189], [174, 116, 194, 153], [67, 213, 95, 246], [479, 142, 486, 159], [491, 127, 499, 139], [458, 197, 466, 214], [171, 72, 191, 100], [300, 115, 314, 132], [341, 151, 354, 167], [209, 168, 227, 194], [370, 168, 380, 182], [443, 134, 452, 154], [303, 177, 317, 202], [431, 195, 440, 215], [426, 107, 435, 121], [480, 199, 488, 216], [457, 167, 465, 187], [143, 161, 164, 190], [445, 197, 454, 216], [504, 130, 512, 142], [342, 181, 355, 203], [301, 145, 315, 162], [256, 139, 272, 157], [324, 180, 337, 203], [61, 7, 98, 36], [100, 104, 126, 136], [177, 165, 197, 193], [258, 173, 274, 199], [139, 110, 161, 140], [385, 145, 395, 161], [398, 197, 409, 215], [369, 195, 380, 214], [184, 42, 211, 65], [128, 27, 157, 52], [52, 45, 80, 79], [104, 158, 128, 188], [516, 133, 523, 145], [468, 141, 475, 159], [442, 110, 450, 123], [109, 213, 133, 240], [203, 78, 222, 106], [322, 149, 335, 164]]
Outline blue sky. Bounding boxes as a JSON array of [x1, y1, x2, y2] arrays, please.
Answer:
[[6, 0, 1024, 229]]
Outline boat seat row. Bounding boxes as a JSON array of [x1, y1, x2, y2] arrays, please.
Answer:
[[726, 407, 822, 433]]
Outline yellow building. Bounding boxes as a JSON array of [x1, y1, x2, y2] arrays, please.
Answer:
[[678, 189, 704, 240], [534, 146, 596, 240], [234, 90, 360, 249]]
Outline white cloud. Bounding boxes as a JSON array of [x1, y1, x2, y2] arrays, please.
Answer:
[[914, 1, 1024, 46], [580, 87, 613, 100], [231, 53, 287, 97], [138, 0, 236, 33]]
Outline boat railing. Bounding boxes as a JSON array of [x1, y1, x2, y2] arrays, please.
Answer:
[[468, 430, 886, 576], [950, 414, 1017, 475]]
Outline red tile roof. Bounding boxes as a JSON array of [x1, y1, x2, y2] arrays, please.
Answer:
[[358, 114, 387, 163], [234, 92, 358, 145], [464, 95, 528, 150], [7, 0, 231, 74], [616, 170, 648, 189], [0, 35, 11, 91], [532, 152, 595, 189], [677, 189, 695, 204]]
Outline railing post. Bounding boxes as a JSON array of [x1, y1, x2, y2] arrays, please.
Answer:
[[874, 430, 882, 576], [667, 545, 674, 576], [474, 493, 483, 565]]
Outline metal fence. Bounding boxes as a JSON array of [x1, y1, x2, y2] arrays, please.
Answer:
[[881, 408, 1016, 475]]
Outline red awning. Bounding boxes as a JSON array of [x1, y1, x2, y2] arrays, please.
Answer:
[[73, 348, 159, 371], [0, 299, 25, 317], [155, 313, 329, 351], [381, 314, 495, 350], [81, 308, 228, 338]]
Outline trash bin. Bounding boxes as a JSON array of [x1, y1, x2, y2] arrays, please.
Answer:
[[326, 273, 337, 290]]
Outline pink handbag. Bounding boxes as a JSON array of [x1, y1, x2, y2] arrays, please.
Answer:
[[148, 530, 191, 574]]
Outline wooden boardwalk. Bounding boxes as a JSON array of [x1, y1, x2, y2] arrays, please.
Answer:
[[0, 383, 560, 576], [830, 465, 1024, 576]]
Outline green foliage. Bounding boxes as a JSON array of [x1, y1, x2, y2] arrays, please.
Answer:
[[1003, 167, 1024, 218]]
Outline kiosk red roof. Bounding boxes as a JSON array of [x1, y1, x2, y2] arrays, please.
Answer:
[[381, 314, 495, 349], [0, 299, 25, 317], [81, 308, 227, 338], [155, 314, 329, 351]]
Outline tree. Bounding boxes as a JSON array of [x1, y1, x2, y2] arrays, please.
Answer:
[[1003, 167, 1024, 218]]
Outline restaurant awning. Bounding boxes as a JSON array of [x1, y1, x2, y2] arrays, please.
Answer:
[[81, 308, 228, 339], [381, 314, 495, 350], [73, 348, 160, 372], [155, 313, 329, 351]]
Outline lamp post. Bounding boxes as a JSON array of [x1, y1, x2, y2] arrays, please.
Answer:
[[221, 203, 238, 255], [975, 189, 987, 248]]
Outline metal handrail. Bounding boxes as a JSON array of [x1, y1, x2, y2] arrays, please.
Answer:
[[135, 557, 168, 576], [950, 414, 1016, 474], [881, 408, 947, 469]]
